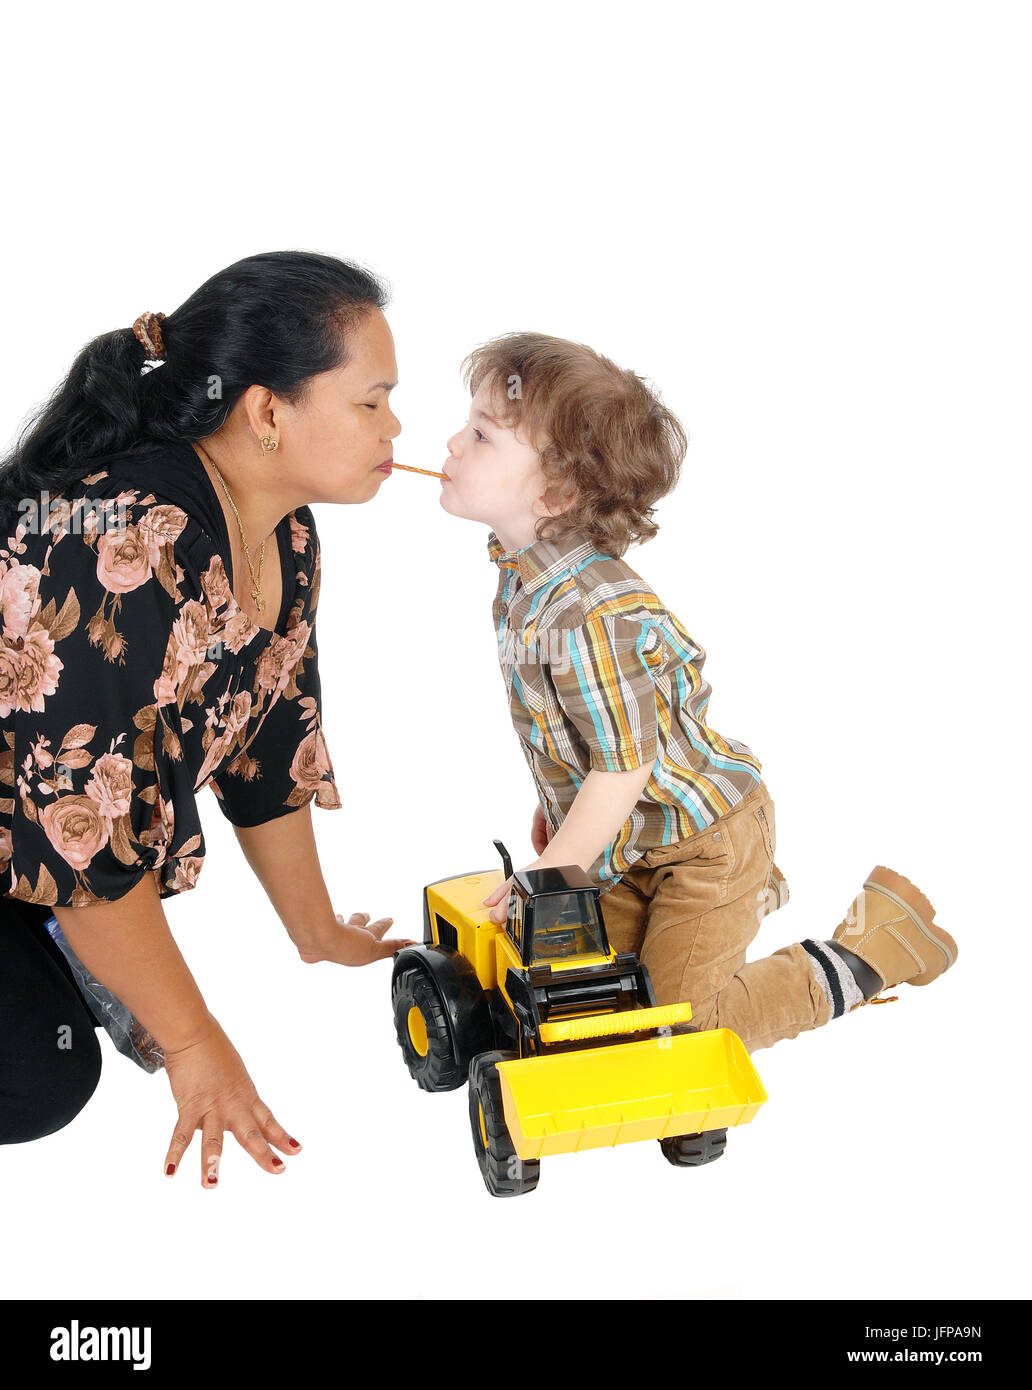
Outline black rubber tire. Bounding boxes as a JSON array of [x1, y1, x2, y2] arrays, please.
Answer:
[[468, 1051, 541, 1197], [392, 966, 466, 1092], [659, 1128, 728, 1167]]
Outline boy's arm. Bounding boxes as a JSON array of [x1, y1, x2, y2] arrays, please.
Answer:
[[484, 763, 652, 923], [484, 609, 659, 922]]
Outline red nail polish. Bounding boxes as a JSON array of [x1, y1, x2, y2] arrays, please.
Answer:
[[207, 1176, 218, 1185], [288, 1138, 300, 1148], [271, 1155, 284, 1166], [166, 1163, 176, 1175]]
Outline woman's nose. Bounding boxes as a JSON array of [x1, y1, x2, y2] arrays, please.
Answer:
[[384, 406, 402, 440]]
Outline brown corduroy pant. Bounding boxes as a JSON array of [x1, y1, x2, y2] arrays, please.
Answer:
[[598, 780, 832, 1053]]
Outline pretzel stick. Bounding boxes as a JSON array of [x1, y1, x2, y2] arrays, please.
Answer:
[[389, 463, 448, 479]]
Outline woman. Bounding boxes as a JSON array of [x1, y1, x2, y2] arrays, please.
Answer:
[[0, 250, 412, 1186]]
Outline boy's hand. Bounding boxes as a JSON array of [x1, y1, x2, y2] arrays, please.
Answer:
[[482, 877, 514, 927], [531, 804, 553, 856]]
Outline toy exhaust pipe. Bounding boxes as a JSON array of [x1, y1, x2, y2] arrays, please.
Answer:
[[495, 1028, 767, 1160]]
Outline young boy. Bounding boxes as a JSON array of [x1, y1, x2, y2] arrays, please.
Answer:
[[439, 332, 957, 1053]]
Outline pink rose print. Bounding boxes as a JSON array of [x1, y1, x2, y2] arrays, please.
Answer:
[[289, 515, 310, 554], [167, 856, 204, 893], [137, 504, 189, 567], [171, 600, 212, 685], [85, 751, 135, 821], [0, 645, 21, 718], [255, 622, 310, 704], [200, 554, 232, 609], [289, 727, 332, 792], [0, 561, 42, 640], [95, 524, 154, 595], [193, 690, 252, 788], [0, 626, 63, 718], [39, 794, 110, 872]]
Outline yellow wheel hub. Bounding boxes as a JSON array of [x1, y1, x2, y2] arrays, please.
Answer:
[[478, 1100, 488, 1149], [407, 1005, 429, 1057]]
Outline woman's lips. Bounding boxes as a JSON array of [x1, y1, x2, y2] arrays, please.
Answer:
[[376, 460, 393, 473]]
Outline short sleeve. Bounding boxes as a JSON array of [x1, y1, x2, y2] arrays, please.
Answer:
[[209, 611, 342, 828], [548, 612, 660, 772], [0, 510, 202, 908]]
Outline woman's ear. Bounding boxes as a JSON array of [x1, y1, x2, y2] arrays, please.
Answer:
[[241, 384, 278, 444]]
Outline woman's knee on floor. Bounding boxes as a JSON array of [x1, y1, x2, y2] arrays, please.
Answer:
[[0, 1022, 102, 1145]]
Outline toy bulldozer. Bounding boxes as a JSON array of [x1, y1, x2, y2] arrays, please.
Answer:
[[391, 840, 768, 1197]]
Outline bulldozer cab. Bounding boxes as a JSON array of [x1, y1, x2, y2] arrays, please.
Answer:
[[494, 840, 609, 968], [521, 889, 608, 964]]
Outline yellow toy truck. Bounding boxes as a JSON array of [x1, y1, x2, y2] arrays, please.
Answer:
[[391, 840, 768, 1197]]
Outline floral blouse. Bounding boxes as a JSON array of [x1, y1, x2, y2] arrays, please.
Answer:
[[0, 439, 342, 912]]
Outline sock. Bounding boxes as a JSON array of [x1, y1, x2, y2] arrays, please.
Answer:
[[801, 938, 867, 1017], [824, 939, 883, 1001]]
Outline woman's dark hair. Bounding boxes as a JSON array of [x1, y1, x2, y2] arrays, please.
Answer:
[[0, 250, 389, 540]]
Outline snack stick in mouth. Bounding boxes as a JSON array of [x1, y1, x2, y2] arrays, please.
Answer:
[[390, 463, 448, 479]]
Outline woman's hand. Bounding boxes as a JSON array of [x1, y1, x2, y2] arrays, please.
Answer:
[[163, 1014, 300, 1188], [531, 803, 553, 856], [295, 911, 416, 966]]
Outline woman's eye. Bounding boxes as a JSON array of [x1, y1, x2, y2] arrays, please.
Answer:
[[364, 402, 378, 410]]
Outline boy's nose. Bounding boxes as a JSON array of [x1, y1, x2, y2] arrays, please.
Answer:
[[446, 429, 462, 456]]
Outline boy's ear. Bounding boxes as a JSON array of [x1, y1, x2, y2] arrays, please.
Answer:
[[536, 479, 578, 520]]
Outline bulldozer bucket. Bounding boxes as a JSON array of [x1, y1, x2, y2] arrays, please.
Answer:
[[495, 1028, 767, 1160]]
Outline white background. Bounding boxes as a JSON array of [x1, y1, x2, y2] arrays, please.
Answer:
[[1, 1, 1027, 1302]]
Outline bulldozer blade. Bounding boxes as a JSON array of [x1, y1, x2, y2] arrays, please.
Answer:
[[495, 1027, 767, 1160]]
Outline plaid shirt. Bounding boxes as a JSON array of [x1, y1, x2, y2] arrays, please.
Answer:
[[487, 527, 763, 890]]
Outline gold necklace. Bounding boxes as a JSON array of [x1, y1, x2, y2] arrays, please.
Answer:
[[194, 442, 266, 613]]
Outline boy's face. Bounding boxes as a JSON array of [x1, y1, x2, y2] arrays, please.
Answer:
[[440, 382, 561, 546]]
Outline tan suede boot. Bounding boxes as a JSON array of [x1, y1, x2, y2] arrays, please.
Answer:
[[831, 865, 957, 1004]]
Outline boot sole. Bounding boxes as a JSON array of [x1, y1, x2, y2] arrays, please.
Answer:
[[865, 864, 957, 984]]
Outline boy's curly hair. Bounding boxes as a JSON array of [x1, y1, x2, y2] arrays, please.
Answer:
[[461, 331, 688, 558]]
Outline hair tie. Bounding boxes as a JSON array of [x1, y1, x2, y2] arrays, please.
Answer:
[[132, 311, 167, 361]]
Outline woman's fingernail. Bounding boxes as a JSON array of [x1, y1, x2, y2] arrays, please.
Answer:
[[206, 1156, 219, 1186], [271, 1155, 284, 1167], [165, 1163, 176, 1176], [207, 1176, 218, 1186], [287, 1138, 301, 1148]]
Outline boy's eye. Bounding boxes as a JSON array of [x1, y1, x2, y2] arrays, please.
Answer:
[[472, 426, 487, 442]]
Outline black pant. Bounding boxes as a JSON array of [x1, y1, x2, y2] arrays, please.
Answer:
[[0, 896, 102, 1144]]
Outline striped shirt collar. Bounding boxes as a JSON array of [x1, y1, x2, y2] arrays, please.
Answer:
[[487, 528, 598, 595]]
